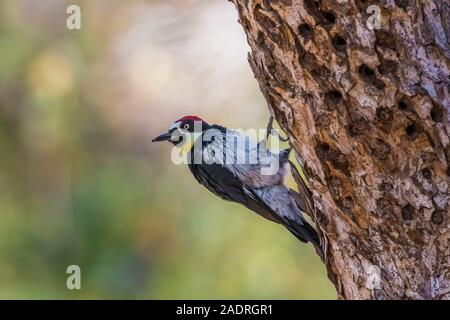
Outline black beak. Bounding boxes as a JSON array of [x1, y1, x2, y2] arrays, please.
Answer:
[[152, 131, 172, 142]]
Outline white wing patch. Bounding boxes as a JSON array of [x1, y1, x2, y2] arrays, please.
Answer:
[[198, 129, 287, 188]]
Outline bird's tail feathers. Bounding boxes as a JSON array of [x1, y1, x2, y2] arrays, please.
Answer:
[[285, 218, 324, 259]]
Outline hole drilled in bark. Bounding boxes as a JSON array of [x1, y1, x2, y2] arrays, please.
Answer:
[[376, 107, 393, 123], [431, 210, 445, 225], [405, 123, 419, 138], [430, 105, 443, 122], [312, 66, 331, 78], [374, 79, 386, 90], [378, 182, 393, 192], [308, 0, 321, 8], [325, 90, 343, 104], [316, 143, 331, 158], [321, 11, 336, 25], [299, 23, 313, 39], [333, 153, 349, 171], [401, 204, 415, 220], [372, 139, 391, 160], [316, 144, 349, 173], [256, 31, 265, 46], [303, 52, 319, 71], [348, 119, 368, 136], [375, 30, 396, 50], [304, 0, 324, 21], [398, 100, 409, 110], [342, 196, 354, 209], [377, 197, 394, 216], [421, 167, 432, 180], [358, 64, 375, 78], [332, 35, 347, 51], [395, 0, 411, 10], [358, 64, 385, 90]]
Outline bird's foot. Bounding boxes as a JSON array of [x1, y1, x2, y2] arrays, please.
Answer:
[[266, 116, 289, 142]]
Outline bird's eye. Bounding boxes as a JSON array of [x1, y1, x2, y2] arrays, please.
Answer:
[[183, 123, 190, 130]]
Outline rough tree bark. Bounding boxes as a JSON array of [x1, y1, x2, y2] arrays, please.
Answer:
[[230, 0, 450, 299]]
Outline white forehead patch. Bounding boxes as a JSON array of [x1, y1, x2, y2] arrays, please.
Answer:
[[169, 121, 181, 131]]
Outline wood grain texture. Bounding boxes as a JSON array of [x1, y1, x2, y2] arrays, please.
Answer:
[[230, 0, 450, 299]]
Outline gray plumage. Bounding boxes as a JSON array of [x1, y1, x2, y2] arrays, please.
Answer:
[[153, 117, 321, 252], [189, 126, 321, 248]]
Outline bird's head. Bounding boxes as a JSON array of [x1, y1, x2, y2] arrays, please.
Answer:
[[152, 115, 209, 153]]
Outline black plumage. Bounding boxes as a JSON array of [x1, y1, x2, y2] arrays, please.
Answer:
[[187, 128, 321, 248], [153, 117, 322, 253]]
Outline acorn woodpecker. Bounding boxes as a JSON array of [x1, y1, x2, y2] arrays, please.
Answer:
[[152, 115, 321, 250]]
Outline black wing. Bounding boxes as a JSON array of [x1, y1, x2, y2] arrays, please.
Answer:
[[188, 162, 281, 224], [188, 162, 321, 247]]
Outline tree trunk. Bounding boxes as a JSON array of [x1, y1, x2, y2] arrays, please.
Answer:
[[230, 0, 450, 300]]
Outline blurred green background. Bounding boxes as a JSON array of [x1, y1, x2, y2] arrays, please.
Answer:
[[0, 0, 334, 299]]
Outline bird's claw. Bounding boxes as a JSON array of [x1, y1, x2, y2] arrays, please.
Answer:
[[266, 116, 289, 142]]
